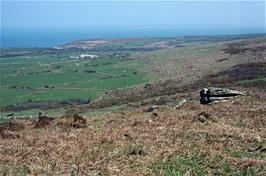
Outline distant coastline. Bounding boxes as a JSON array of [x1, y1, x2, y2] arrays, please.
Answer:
[[1, 27, 265, 48]]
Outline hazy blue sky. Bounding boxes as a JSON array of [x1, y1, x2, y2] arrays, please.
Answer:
[[1, 1, 265, 31]]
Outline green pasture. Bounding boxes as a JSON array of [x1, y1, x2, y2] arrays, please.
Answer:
[[0, 50, 150, 110]]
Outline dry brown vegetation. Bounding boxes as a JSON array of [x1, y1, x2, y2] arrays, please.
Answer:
[[0, 90, 266, 175]]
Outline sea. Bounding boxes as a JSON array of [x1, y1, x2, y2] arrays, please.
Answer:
[[1, 27, 265, 48]]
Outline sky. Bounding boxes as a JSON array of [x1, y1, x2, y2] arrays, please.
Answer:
[[1, 1, 265, 31]]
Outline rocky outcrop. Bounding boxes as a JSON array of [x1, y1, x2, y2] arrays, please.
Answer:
[[200, 87, 245, 104]]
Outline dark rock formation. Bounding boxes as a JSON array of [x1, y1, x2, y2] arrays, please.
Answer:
[[200, 87, 245, 104]]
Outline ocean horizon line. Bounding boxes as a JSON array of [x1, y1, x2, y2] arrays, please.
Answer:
[[1, 27, 265, 48]]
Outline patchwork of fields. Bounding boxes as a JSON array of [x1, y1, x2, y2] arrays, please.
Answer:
[[1, 35, 265, 118], [0, 51, 150, 107]]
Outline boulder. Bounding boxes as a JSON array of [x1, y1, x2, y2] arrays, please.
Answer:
[[200, 87, 244, 104], [143, 106, 154, 113], [174, 99, 187, 110]]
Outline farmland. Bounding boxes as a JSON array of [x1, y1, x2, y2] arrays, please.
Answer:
[[1, 35, 265, 118], [0, 49, 150, 114]]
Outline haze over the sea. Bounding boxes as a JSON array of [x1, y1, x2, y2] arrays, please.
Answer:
[[1, 1, 265, 48]]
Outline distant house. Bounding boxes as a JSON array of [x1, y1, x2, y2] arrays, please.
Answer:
[[70, 54, 99, 60], [79, 54, 99, 59]]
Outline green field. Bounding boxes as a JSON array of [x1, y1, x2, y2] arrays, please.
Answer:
[[0, 50, 151, 112]]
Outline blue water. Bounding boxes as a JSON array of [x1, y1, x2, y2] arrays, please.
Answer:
[[1, 27, 265, 48]]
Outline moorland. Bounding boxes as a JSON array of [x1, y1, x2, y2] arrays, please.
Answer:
[[0, 34, 266, 175]]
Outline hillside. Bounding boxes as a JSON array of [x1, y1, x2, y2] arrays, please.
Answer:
[[1, 35, 265, 117], [1, 88, 266, 175], [0, 35, 266, 175]]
